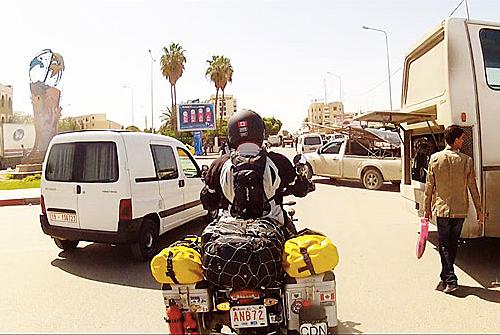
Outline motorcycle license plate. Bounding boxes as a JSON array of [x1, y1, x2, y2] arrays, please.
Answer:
[[230, 305, 267, 328], [300, 322, 328, 335]]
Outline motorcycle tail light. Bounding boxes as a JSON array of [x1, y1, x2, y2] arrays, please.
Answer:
[[230, 289, 262, 304], [216, 302, 230, 311]]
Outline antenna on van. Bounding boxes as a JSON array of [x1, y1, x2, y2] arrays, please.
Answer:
[[449, 0, 470, 20]]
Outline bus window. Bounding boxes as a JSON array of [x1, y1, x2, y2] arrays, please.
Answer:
[[479, 28, 500, 90]]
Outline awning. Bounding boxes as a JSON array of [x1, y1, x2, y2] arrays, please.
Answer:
[[354, 111, 435, 125]]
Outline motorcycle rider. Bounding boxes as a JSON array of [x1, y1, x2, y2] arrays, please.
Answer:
[[201, 109, 313, 228]]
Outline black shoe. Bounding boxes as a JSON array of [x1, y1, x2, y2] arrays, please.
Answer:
[[436, 280, 447, 291], [443, 283, 458, 294]]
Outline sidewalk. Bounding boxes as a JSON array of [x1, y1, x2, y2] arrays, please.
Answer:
[[0, 188, 40, 207]]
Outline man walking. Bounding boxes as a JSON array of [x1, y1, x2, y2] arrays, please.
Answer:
[[424, 125, 484, 294]]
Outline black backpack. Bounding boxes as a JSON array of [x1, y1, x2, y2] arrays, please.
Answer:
[[230, 150, 271, 219]]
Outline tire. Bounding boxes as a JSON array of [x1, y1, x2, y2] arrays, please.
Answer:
[[362, 168, 383, 190], [54, 238, 79, 251], [131, 218, 159, 261], [304, 163, 313, 180]]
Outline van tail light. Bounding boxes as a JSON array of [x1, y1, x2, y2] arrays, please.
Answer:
[[119, 199, 132, 221], [41, 195, 47, 215]]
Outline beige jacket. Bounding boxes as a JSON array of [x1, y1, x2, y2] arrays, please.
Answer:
[[424, 146, 482, 218]]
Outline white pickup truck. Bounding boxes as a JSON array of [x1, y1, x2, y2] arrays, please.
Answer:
[[303, 127, 402, 190]]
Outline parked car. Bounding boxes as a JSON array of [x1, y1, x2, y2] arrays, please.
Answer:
[[296, 133, 323, 154], [40, 130, 216, 261], [267, 135, 282, 147], [303, 128, 402, 190]]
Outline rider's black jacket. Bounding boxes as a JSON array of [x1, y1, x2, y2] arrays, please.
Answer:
[[201, 151, 310, 212]]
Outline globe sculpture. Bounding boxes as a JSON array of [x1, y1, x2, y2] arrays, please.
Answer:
[[26, 49, 65, 163]]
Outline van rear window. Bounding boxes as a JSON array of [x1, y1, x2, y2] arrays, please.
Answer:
[[45, 142, 118, 183], [480, 28, 500, 90], [304, 137, 322, 145]]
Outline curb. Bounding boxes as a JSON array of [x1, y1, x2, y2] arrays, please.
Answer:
[[0, 197, 40, 207]]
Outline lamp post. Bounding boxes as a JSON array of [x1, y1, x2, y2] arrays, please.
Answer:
[[362, 25, 393, 111], [122, 85, 134, 126], [148, 49, 156, 132]]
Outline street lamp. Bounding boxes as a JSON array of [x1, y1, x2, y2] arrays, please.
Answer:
[[148, 49, 156, 132], [122, 85, 134, 126], [362, 25, 393, 110]]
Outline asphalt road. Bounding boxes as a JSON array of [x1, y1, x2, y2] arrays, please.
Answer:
[[1, 146, 500, 333]]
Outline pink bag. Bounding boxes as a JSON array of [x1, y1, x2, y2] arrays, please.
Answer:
[[416, 218, 429, 259]]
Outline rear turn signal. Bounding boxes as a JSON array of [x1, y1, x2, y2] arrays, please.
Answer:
[[41, 195, 46, 215], [119, 199, 132, 221]]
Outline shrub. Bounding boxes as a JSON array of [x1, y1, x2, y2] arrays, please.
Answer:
[[23, 174, 41, 182]]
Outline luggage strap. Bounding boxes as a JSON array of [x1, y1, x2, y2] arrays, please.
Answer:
[[298, 247, 316, 275], [166, 251, 179, 285]]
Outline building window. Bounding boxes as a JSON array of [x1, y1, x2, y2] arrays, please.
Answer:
[[333, 107, 337, 111], [1, 95, 4, 108]]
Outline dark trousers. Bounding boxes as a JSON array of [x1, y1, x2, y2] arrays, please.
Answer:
[[437, 217, 465, 284]]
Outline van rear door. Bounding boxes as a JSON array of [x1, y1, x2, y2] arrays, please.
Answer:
[[469, 23, 500, 237], [76, 141, 127, 232], [43, 143, 80, 229]]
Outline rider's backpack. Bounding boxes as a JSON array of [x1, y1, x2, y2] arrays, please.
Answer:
[[229, 150, 271, 219], [201, 217, 285, 289]]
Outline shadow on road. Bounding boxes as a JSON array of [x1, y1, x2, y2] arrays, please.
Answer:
[[313, 177, 400, 193], [337, 320, 363, 334], [428, 232, 500, 302], [50, 217, 209, 290]]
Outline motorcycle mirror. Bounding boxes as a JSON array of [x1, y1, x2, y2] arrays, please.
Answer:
[[293, 154, 307, 165]]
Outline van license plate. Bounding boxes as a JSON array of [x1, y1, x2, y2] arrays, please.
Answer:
[[300, 322, 328, 335], [49, 212, 78, 224], [230, 305, 267, 328]]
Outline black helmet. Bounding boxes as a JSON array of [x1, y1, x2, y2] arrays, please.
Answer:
[[227, 109, 265, 148]]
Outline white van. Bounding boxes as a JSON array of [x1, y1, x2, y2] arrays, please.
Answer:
[[40, 130, 214, 260], [296, 134, 323, 154]]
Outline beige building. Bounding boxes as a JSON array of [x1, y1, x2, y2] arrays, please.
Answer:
[[209, 94, 237, 121], [0, 83, 13, 123], [307, 101, 344, 132], [74, 113, 124, 130]]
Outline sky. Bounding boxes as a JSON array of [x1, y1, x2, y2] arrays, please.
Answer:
[[2, 0, 500, 132]]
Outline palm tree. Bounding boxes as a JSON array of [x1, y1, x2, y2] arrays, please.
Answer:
[[160, 43, 186, 132], [160, 107, 174, 130], [206, 55, 233, 129]]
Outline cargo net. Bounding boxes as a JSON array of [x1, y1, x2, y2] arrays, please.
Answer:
[[202, 217, 285, 289]]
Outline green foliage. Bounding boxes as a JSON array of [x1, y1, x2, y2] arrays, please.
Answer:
[[58, 117, 79, 132], [9, 113, 34, 124], [4, 174, 15, 180], [0, 177, 41, 190], [23, 174, 41, 182], [263, 117, 283, 137], [126, 125, 141, 132]]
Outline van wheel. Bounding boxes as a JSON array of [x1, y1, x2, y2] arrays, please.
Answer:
[[54, 238, 79, 251], [131, 218, 159, 261], [362, 168, 383, 190]]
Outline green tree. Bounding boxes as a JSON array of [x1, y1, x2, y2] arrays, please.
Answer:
[[160, 43, 186, 135], [160, 107, 175, 131], [125, 125, 140, 132], [263, 117, 283, 137], [58, 117, 79, 132], [206, 55, 233, 129]]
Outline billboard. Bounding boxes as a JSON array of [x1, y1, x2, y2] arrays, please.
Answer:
[[178, 103, 216, 131]]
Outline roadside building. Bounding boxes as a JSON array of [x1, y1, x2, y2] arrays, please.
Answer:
[[307, 100, 344, 132], [0, 83, 13, 123], [73, 113, 124, 130], [208, 94, 237, 121]]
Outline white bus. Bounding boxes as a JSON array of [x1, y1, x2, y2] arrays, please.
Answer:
[[356, 18, 500, 238]]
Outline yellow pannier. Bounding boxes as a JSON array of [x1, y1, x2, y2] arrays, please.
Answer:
[[150, 236, 204, 284], [283, 230, 339, 278]]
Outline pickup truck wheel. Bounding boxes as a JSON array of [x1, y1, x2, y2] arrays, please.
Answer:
[[362, 168, 383, 190], [131, 218, 159, 261], [304, 163, 313, 180], [54, 238, 79, 251]]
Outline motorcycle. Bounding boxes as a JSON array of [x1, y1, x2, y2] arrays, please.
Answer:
[[161, 155, 338, 334]]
